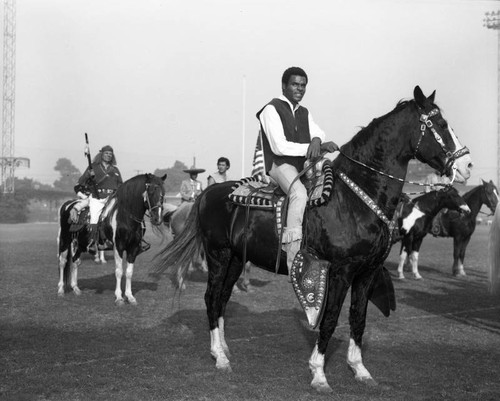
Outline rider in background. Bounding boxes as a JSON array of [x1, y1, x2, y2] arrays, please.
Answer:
[[73, 145, 123, 252], [180, 167, 205, 202], [207, 157, 231, 186], [424, 169, 451, 193], [256, 66, 338, 278]]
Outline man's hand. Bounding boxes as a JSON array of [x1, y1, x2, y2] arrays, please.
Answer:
[[306, 137, 322, 160], [321, 141, 339, 153]]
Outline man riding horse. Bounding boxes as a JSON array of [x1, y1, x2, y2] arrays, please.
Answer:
[[257, 66, 338, 278], [71, 144, 123, 254]]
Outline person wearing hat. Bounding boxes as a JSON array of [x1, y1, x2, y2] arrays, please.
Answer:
[[207, 157, 231, 186], [180, 166, 205, 202], [72, 145, 123, 253]]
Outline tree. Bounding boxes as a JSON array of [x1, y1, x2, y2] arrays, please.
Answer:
[[154, 160, 188, 193], [53, 158, 81, 192]]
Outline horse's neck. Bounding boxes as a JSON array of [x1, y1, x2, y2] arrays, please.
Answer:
[[340, 107, 417, 216], [463, 187, 483, 217]]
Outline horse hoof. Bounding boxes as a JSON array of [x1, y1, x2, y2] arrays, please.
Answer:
[[73, 287, 82, 296], [311, 381, 333, 393], [397, 275, 405, 280], [412, 275, 423, 280], [356, 376, 378, 387], [57, 291, 64, 298], [216, 363, 232, 373], [101, 260, 107, 264], [115, 299, 125, 306], [128, 298, 138, 306]]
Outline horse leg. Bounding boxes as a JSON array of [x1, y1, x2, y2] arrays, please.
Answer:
[[409, 238, 423, 280], [205, 249, 243, 372], [397, 248, 408, 279], [346, 270, 378, 386], [57, 249, 69, 297], [452, 237, 469, 276], [309, 275, 350, 393], [70, 258, 81, 296], [114, 248, 125, 305], [124, 260, 137, 305], [100, 250, 107, 264]]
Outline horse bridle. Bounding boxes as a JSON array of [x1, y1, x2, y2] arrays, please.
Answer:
[[339, 107, 469, 187], [143, 182, 164, 223], [414, 107, 470, 181]]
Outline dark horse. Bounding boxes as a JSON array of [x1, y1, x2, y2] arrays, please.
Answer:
[[395, 186, 470, 280], [154, 87, 472, 392], [432, 179, 498, 276], [58, 173, 166, 304]]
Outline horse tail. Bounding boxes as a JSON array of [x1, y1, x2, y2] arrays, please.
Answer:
[[488, 202, 500, 295], [152, 200, 202, 288]]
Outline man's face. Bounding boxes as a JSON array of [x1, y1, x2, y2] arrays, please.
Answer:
[[282, 75, 307, 105], [102, 151, 113, 163], [217, 162, 229, 174]]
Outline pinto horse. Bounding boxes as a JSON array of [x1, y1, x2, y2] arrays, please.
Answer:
[[395, 186, 470, 280], [153, 86, 473, 392], [58, 173, 166, 304], [432, 179, 498, 276]]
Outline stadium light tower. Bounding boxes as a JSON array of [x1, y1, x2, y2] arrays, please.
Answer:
[[484, 10, 500, 189], [1, 0, 29, 193]]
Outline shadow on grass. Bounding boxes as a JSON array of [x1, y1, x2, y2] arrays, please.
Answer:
[[78, 273, 159, 294]]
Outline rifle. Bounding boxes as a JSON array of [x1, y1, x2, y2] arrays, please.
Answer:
[[84, 133, 99, 198]]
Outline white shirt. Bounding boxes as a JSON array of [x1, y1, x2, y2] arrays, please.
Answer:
[[259, 95, 326, 157]]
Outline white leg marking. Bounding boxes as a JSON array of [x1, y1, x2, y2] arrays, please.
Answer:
[[210, 327, 231, 371], [454, 260, 466, 276], [347, 338, 376, 385], [397, 250, 407, 279], [57, 250, 68, 296], [309, 344, 332, 393], [71, 261, 81, 295], [124, 261, 137, 305], [218, 317, 230, 357], [114, 248, 125, 305], [410, 251, 422, 280]]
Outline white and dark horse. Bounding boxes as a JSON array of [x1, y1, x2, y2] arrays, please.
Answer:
[[394, 186, 470, 280], [58, 173, 166, 304]]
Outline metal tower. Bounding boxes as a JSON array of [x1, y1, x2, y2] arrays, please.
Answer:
[[1, 0, 28, 194], [484, 10, 500, 190]]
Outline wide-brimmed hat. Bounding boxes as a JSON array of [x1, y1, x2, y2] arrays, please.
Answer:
[[183, 166, 205, 174]]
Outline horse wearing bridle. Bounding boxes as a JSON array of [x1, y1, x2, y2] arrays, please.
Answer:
[[58, 173, 166, 305], [153, 87, 472, 392]]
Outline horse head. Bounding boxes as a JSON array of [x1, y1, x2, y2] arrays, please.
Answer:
[[481, 179, 499, 214], [412, 86, 473, 183], [143, 173, 167, 226]]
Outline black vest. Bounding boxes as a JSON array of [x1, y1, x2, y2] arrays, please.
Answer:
[[256, 98, 311, 172]]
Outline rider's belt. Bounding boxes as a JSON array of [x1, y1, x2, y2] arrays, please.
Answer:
[[98, 189, 114, 194]]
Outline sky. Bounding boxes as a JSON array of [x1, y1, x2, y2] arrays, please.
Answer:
[[3, 0, 500, 189]]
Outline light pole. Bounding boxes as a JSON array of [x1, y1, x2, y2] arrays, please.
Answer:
[[484, 10, 500, 189]]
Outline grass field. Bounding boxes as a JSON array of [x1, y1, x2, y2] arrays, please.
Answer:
[[1, 222, 500, 401]]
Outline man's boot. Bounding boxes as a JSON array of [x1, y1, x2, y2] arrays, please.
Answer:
[[284, 240, 301, 282]]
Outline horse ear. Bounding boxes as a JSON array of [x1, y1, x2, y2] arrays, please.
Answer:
[[414, 86, 425, 107], [428, 90, 436, 104], [161, 174, 167, 181], [482, 179, 486, 185]]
